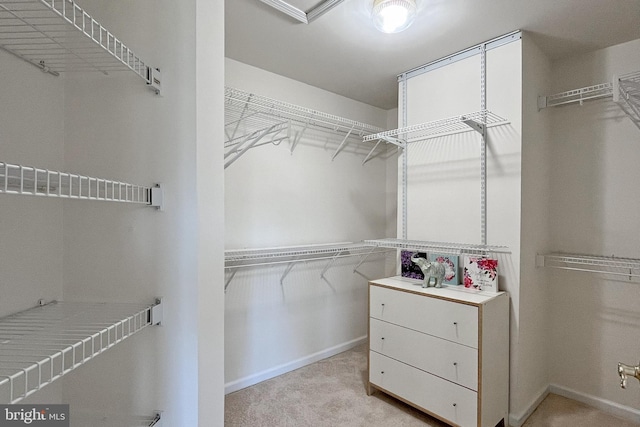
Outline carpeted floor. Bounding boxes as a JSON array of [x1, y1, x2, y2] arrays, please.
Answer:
[[225, 344, 640, 426]]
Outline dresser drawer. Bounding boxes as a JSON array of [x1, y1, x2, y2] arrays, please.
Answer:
[[370, 351, 477, 427], [370, 285, 478, 348], [370, 317, 478, 390]]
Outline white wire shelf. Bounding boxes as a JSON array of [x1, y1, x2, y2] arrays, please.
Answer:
[[362, 110, 509, 147], [225, 242, 392, 269], [0, 0, 160, 94], [0, 300, 162, 404], [538, 83, 614, 109], [363, 238, 511, 256], [536, 252, 640, 279], [538, 70, 640, 130], [224, 87, 387, 167], [224, 242, 394, 291], [0, 162, 163, 208]]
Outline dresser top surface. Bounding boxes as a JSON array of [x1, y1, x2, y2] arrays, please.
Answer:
[[370, 276, 506, 305]]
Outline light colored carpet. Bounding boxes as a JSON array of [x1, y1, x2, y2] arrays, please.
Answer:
[[225, 344, 447, 427], [522, 393, 640, 427], [225, 344, 640, 427]]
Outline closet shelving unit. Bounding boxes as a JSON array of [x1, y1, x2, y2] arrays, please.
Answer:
[[1, 0, 164, 419], [0, 299, 163, 404], [225, 86, 388, 168], [536, 253, 640, 279], [538, 70, 640, 130], [224, 242, 394, 290], [0, 0, 161, 94], [0, 162, 163, 208]]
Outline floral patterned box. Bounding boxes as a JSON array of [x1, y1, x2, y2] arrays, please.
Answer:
[[462, 256, 498, 292], [429, 253, 459, 285]]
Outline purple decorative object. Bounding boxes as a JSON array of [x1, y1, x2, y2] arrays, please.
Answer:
[[401, 250, 427, 279]]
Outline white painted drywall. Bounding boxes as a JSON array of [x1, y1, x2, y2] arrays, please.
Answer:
[[197, 0, 225, 425], [224, 58, 393, 391], [548, 38, 640, 415], [508, 35, 553, 425]]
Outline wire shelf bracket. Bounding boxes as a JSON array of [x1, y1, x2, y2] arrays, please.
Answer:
[[0, 0, 161, 95], [536, 252, 640, 280], [0, 298, 163, 404], [362, 110, 509, 147], [0, 162, 164, 210]]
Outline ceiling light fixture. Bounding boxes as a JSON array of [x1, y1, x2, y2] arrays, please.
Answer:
[[372, 0, 417, 34]]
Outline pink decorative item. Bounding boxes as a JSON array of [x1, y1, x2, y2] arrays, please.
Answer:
[[463, 256, 499, 293]]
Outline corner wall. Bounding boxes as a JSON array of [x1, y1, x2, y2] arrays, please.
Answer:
[[547, 38, 640, 420], [224, 58, 393, 392]]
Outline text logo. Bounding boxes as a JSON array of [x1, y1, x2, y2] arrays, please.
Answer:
[[0, 405, 69, 426]]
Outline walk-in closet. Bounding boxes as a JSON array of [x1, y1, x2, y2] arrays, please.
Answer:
[[1, 0, 639, 426]]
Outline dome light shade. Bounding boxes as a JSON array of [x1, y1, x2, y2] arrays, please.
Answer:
[[372, 0, 417, 34]]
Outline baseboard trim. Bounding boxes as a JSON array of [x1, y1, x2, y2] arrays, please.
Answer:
[[224, 335, 368, 395], [549, 383, 640, 424], [508, 384, 550, 427]]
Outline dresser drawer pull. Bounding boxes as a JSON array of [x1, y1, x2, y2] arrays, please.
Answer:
[[453, 403, 457, 407]]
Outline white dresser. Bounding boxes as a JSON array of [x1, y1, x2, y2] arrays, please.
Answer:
[[368, 276, 509, 427]]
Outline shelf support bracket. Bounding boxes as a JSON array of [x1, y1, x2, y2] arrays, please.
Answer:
[[380, 136, 406, 149], [320, 250, 343, 279], [290, 123, 309, 155], [362, 139, 383, 165], [353, 246, 377, 273], [224, 269, 238, 293], [150, 298, 164, 326], [331, 125, 355, 161], [461, 117, 485, 135], [149, 184, 164, 211], [281, 262, 296, 284]]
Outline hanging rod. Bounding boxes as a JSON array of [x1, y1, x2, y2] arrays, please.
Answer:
[[0, 162, 163, 209], [0, 0, 161, 94], [363, 238, 510, 256], [0, 299, 163, 404], [362, 110, 508, 147], [536, 252, 640, 279]]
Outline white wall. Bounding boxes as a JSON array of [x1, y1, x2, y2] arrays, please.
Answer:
[[224, 58, 393, 392], [510, 35, 552, 425], [547, 38, 640, 418]]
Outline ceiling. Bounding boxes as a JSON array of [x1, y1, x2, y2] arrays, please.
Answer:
[[225, 0, 640, 110]]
